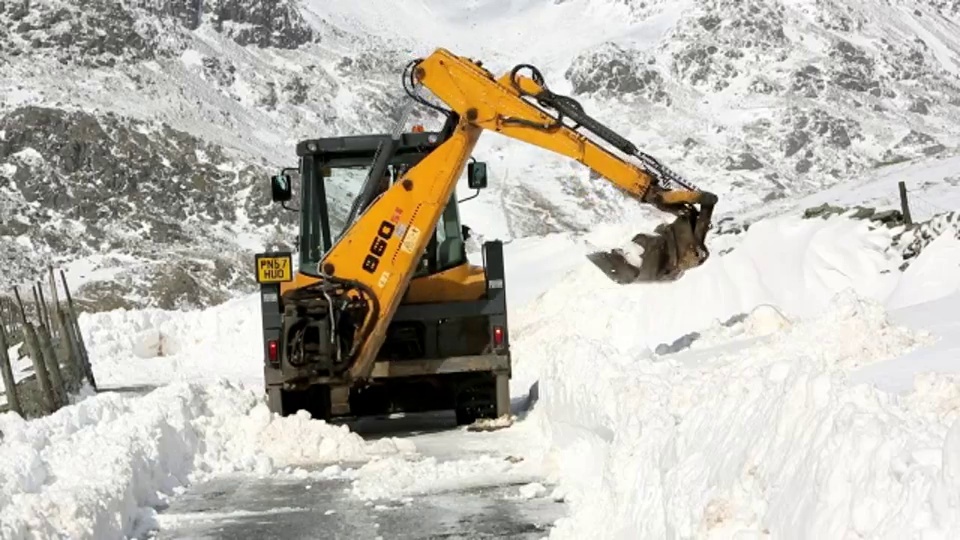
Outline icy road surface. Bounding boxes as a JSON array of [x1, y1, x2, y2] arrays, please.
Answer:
[[154, 412, 565, 540], [156, 474, 558, 540]]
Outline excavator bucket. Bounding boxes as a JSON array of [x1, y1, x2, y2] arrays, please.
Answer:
[[587, 213, 708, 284]]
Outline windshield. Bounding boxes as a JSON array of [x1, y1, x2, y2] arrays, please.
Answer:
[[299, 162, 369, 271], [299, 158, 466, 277], [327, 167, 372, 242]]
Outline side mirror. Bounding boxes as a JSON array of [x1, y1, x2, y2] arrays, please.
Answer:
[[468, 162, 488, 189], [270, 173, 292, 203]]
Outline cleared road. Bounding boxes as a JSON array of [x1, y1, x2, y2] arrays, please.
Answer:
[[152, 411, 566, 539]]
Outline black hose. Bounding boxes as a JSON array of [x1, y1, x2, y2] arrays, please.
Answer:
[[403, 59, 454, 119], [509, 62, 704, 194]]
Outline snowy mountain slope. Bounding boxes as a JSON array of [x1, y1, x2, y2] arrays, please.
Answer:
[[0, 0, 426, 307], [2, 0, 960, 308], [0, 105, 299, 310], [558, 0, 960, 198]]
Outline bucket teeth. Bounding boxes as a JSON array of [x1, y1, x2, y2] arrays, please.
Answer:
[[585, 250, 644, 284]]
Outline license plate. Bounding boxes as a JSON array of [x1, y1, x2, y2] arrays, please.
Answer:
[[255, 253, 293, 283]]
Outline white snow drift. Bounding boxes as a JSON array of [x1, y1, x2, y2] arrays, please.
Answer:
[[510, 215, 960, 539], [0, 381, 413, 539], [77, 293, 265, 390]]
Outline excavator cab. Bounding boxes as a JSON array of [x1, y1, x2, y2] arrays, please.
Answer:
[[257, 130, 512, 425], [268, 136, 485, 290]]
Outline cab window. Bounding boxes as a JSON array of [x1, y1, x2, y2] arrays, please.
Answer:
[[413, 194, 466, 276]]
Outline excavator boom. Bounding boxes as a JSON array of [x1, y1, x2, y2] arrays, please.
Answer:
[[411, 49, 717, 283], [306, 48, 717, 384]]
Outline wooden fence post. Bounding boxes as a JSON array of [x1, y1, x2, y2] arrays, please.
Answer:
[[47, 266, 62, 341], [56, 307, 83, 393], [60, 271, 95, 389], [1, 266, 99, 416], [898, 181, 913, 226], [22, 322, 57, 414], [14, 288, 57, 414], [36, 322, 66, 406], [34, 283, 53, 339], [0, 321, 21, 415]]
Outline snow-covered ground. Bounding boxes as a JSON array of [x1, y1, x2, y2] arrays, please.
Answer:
[[514, 222, 960, 539], [3, 155, 960, 539]]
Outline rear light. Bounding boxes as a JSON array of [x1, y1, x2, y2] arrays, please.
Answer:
[[267, 340, 279, 364], [412, 124, 425, 133], [493, 326, 504, 347]]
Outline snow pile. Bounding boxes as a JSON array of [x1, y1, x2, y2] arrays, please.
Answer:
[[349, 453, 539, 501], [528, 295, 935, 538], [887, 233, 960, 310], [78, 294, 264, 389], [514, 215, 902, 353], [510, 214, 960, 538], [0, 381, 413, 539]]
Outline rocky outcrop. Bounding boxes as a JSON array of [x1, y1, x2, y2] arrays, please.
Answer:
[[802, 203, 905, 227], [0, 0, 171, 66], [565, 43, 671, 105], [0, 106, 295, 310], [0, 0, 313, 69], [562, 0, 960, 194], [207, 0, 315, 49], [896, 211, 960, 262], [134, 0, 316, 48]]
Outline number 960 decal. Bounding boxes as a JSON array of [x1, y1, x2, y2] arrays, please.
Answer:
[[362, 220, 395, 273]]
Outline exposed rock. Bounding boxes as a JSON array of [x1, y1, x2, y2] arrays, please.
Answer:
[[896, 211, 960, 263], [0, 106, 294, 309], [792, 65, 826, 98], [881, 130, 947, 162], [283, 76, 310, 105], [803, 202, 904, 227], [725, 153, 764, 171], [565, 43, 671, 104], [202, 56, 238, 87], [210, 0, 315, 49], [909, 97, 931, 115], [0, 0, 173, 66]]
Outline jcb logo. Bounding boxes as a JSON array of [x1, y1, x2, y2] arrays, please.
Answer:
[[362, 220, 395, 273]]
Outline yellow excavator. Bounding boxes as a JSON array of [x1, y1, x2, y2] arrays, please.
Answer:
[[255, 48, 716, 423]]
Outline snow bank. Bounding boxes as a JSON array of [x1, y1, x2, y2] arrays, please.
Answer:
[[514, 215, 902, 353], [528, 294, 937, 538], [78, 294, 264, 389], [887, 234, 960, 310], [511, 215, 960, 538], [0, 382, 413, 539]]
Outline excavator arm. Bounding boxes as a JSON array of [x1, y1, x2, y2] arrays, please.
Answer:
[[312, 48, 717, 383], [410, 49, 718, 283]]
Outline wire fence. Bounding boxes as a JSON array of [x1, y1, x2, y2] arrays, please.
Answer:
[[896, 180, 955, 228], [0, 267, 96, 420], [907, 190, 952, 221]]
